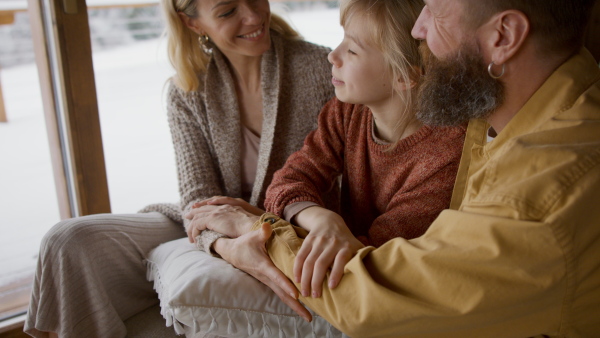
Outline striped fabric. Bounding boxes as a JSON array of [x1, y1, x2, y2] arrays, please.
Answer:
[[24, 212, 185, 338]]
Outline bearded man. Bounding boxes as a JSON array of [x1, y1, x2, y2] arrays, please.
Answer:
[[189, 0, 600, 336]]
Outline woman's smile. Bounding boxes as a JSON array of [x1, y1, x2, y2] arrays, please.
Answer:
[[238, 24, 265, 40]]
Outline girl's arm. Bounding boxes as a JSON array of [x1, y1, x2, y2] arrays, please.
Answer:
[[265, 98, 364, 298], [264, 98, 347, 216]]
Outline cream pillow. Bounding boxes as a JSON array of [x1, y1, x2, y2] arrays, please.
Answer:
[[146, 237, 346, 337]]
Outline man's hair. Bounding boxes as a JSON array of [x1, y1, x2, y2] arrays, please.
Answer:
[[462, 0, 596, 53]]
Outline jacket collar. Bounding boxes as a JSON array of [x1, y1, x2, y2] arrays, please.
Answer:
[[450, 48, 600, 209], [485, 48, 600, 155]]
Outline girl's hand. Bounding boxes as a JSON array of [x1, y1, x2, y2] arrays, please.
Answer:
[[192, 196, 265, 216], [293, 207, 364, 298], [184, 204, 259, 243]]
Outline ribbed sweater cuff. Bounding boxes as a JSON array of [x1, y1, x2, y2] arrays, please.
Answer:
[[283, 202, 320, 222], [195, 230, 228, 257]]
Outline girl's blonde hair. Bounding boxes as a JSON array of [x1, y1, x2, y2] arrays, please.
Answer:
[[162, 0, 301, 92], [340, 0, 424, 141]]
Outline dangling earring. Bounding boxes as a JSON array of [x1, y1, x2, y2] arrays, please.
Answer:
[[488, 61, 505, 79], [199, 34, 213, 55]]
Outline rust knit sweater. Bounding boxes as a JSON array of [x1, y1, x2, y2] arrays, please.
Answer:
[[265, 97, 466, 247]]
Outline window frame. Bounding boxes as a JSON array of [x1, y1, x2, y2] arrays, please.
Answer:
[[28, 0, 111, 218]]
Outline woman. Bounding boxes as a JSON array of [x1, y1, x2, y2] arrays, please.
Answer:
[[24, 0, 334, 337]]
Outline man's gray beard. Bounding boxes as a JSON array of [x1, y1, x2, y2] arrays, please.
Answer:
[[416, 43, 505, 126]]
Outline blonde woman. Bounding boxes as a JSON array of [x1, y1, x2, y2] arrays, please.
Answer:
[[24, 0, 335, 337]]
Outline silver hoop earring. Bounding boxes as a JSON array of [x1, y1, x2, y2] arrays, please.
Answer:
[[488, 61, 505, 79], [199, 35, 213, 55]]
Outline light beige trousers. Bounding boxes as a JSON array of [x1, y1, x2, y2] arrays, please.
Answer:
[[24, 212, 186, 338]]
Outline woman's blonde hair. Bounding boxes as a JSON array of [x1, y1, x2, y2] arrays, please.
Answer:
[[340, 0, 424, 141], [162, 0, 301, 92]]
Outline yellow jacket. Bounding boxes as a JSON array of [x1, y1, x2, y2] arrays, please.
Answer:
[[256, 48, 600, 337]]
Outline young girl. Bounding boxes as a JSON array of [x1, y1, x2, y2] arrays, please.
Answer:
[[262, 0, 466, 298], [191, 0, 465, 300]]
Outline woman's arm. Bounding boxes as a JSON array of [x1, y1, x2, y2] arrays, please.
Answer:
[[166, 82, 224, 223]]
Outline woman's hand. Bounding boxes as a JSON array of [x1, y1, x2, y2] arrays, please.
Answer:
[[184, 204, 259, 243], [293, 207, 364, 298], [192, 196, 265, 216], [214, 223, 312, 323]]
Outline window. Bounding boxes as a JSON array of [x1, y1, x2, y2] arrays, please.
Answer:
[[0, 4, 59, 321], [0, 0, 342, 329]]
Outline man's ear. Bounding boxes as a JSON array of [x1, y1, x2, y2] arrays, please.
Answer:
[[178, 11, 204, 35], [480, 10, 530, 65]]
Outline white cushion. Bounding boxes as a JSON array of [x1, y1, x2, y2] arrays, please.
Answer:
[[146, 238, 345, 337]]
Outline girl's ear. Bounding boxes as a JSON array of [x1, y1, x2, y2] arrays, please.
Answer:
[[178, 12, 204, 35], [394, 65, 422, 92], [394, 79, 416, 92]]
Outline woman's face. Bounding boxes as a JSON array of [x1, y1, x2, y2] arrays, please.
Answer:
[[183, 0, 271, 60], [328, 15, 394, 107]]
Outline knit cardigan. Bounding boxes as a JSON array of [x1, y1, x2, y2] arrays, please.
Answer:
[[265, 98, 466, 247], [141, 32, 335, 224]]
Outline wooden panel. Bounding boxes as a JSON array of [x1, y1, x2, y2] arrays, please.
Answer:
[[28, 0, 111, 216], [0, 314, 27, 337], [0, 13, 14, 25], [0, 327, 29, 338], [0, 321, 28, 338], [0, 71, 6, 123], [49, 0, 111, 215]]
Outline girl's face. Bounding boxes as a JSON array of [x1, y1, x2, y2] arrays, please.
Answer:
[[181, 0, 271, 61], [328, 14, 394, 107]]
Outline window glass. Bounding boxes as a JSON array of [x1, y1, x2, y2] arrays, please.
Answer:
[[93, 1, 342, 214], [90, 5, 178, 213], [0, 8, 58, 320], [0, 0, 342, 321]]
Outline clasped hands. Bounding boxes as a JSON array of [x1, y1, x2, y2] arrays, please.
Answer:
[[184, 196, 364, 322]]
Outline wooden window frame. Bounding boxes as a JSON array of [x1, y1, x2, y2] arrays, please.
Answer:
[[28, 0, 111, 218]]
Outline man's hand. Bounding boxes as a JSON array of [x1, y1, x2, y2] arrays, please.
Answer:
[[184, 204, 259, 243], [294, 207, 364, 298], [214, 223, 313, 323]]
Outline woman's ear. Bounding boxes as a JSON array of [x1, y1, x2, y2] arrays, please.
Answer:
[[178, 12, 204, 35]]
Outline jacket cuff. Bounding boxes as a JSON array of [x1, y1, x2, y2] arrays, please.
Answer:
[[251, 213, 285, 231]]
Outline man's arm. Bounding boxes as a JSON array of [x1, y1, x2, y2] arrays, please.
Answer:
[[261, 211, 566, 337]]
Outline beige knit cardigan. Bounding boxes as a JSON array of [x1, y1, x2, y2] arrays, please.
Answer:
[[141, 32, 335, 224]]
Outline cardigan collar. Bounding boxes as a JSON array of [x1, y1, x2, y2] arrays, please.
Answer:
[[203, 31, 284, 204]]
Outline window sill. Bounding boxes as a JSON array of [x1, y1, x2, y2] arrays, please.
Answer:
[[0, 314, 26, 335]]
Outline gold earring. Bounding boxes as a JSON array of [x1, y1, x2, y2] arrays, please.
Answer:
[[199, 35, 213, 55]]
